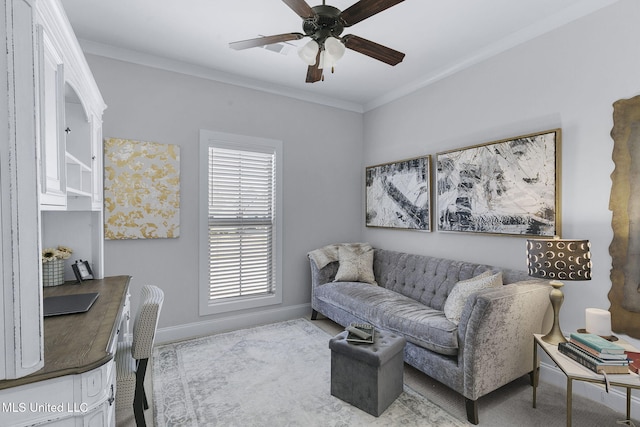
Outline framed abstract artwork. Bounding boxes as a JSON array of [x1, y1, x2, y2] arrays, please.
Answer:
[[436, 129, 560, 236], [365, 155, 431, 231], [104, 138, 180, 239]]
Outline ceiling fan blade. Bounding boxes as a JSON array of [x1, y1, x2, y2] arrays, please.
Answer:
[[229, 33, 304, 50], [306, 51, 323, 83], [282, 0, 315, 19], [340, 0, 405, 27], [343, 34, 405, 66]]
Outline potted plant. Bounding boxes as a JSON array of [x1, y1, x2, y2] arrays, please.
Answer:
[[42, 246, 73, 287]]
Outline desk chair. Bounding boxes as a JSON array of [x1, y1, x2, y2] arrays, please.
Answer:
[[115, 285, 164, 426]]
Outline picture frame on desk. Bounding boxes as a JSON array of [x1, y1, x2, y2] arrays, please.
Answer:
[[72, 260, 94, 282]]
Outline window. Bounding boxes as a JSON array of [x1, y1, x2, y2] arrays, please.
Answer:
[[199, 130, 282, 315]]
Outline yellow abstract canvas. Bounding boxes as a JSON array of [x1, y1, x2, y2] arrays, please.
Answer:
[[104, 138, 180, 239]]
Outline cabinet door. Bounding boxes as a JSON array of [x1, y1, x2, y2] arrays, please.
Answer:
[[91, 118, 103, 210], [0, 0, 44, 380], [38, 26, 66, 208]]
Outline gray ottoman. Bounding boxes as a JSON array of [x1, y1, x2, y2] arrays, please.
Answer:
[[329, 329, 406, 416]]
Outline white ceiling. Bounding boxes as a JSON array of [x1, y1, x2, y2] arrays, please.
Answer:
[[59, 0, 618, 112]]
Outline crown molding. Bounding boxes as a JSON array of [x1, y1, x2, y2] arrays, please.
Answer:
[[77, 0, 618, 115], [363, 0, 620, 112], [78, 39, 364, 114]]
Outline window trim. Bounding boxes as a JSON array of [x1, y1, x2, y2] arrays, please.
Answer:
[[199, 130, 283, 315]]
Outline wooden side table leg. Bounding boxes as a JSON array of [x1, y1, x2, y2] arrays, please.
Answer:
[[566, 378, 573, 427]]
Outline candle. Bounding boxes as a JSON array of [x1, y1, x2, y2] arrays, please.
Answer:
[[585, 308, 612, 337]]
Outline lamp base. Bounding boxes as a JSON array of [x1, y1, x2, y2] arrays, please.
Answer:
[[541, 281, 567, 345]]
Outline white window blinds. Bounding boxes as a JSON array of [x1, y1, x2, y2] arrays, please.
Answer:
[[206, 146, 276, 301]]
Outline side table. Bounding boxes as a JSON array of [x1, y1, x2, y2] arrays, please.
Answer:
[[533, 333, 640, 426]]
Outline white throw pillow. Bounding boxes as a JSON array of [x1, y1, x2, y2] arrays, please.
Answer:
[[444, 271, 503, 325], [334, 245, 377, 285]]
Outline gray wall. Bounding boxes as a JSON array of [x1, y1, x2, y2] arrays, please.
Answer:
[[87, 0, 640, 348], [362, 0, 640, 346], [86, 55, 363, 340]]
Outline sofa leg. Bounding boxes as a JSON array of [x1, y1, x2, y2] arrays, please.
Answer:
[[311, 309, 318, 320], [465, 398, 479, 425]]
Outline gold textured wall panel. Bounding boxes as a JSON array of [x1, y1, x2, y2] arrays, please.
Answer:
[[609, 95, 640, 338], [104, 138, 180, 239]]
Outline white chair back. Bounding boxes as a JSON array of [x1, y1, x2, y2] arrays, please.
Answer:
[[131, 285, 164, 360]]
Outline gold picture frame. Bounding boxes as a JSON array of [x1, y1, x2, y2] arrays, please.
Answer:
[[436, 129, 561, 237], [365, 155, 432, 231]]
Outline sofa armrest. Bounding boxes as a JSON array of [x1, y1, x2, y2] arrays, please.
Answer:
[[309, 257, 339, 289], [456, 281, 550, 401]]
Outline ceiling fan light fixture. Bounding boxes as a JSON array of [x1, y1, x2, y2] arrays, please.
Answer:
[[230, 0, 407, 83], [317, 49, 327, 69], [297, 39, 319, 65], [322, 36, 345, 72], [324, 36, 345, 61]]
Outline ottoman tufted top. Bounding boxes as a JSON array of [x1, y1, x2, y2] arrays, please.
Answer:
[[329, 329, 406, 367]]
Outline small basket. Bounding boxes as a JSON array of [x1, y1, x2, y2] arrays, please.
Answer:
[[42, 259, 65, 287]]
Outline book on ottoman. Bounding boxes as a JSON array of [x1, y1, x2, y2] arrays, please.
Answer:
[[346, 323, 375, 344]]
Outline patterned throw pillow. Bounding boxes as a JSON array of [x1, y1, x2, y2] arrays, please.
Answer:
[[443, 271, 503, 324], [334, 245, 377, 285]]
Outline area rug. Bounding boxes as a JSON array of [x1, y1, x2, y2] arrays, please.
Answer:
[[153, 318, 465, 426]]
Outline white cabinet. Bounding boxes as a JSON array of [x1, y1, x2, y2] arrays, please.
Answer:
[[0, 277, 130, 427], [1, 0, 106, 383], [35, 0, 106, 279], [38, 26, 66, 208], [0, 359, 117, 427], [36, 1, 106, 214], [91, 119, 104, 210], [0, 0, 45, 381]]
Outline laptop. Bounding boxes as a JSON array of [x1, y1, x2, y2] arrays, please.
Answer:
[[43, 292, 99, 317]]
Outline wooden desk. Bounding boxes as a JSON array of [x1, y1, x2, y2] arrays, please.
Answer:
[[0, 276, 131, 426], [533, 333, 640, 426]]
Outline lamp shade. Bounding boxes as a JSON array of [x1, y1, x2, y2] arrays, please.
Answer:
[[318, 50, 327, 70], [298, 39, 319, 65], [323, 36, 345, 66], [526, 239, 591, 281]]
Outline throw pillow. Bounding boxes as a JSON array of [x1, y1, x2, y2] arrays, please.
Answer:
[[444, 271, 503, 325], [334, 245, 377, 285]]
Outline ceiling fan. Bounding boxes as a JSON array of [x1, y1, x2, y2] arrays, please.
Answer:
[[229, 0, 406, 83]]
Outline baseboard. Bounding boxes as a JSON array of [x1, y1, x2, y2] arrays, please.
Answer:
[[539, 361, 640, 417], [154, 303, 312, 344]]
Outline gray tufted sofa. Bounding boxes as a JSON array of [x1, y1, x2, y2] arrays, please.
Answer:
[[309, 247, 551, 424]]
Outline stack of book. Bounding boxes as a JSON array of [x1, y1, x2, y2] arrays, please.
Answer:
[[558, 332, 630, 374], [346, 323, 375, 344]]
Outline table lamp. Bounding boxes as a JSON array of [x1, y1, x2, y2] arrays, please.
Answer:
[[526, 238, 592, 345]]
